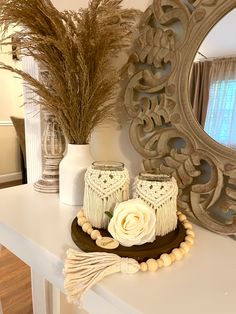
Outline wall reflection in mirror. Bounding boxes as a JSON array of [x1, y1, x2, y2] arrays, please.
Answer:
[[190, 8, 236, 150]]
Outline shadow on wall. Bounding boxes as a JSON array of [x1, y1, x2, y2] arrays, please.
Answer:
[[90, 121, 143, 179]]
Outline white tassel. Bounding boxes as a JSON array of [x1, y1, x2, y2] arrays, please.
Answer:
[[64, 249, 140, 305]]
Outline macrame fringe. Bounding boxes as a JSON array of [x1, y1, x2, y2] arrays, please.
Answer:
[[155, 196, 178, 236], [134, 176, 179, 236], [136, 195, 177, 236], [64, 249, 140, 305], [83, 184, 129, 229]]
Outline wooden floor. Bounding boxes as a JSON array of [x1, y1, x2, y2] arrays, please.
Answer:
[[0, 180, 22, 189], [0, 180, 33, 314], [0, 247, 33, 314]]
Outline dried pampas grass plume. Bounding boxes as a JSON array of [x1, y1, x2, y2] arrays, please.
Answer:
[[0, 0, 139, 144]]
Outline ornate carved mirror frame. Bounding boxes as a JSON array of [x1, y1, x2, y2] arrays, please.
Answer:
[[125, 0, 236, 235]]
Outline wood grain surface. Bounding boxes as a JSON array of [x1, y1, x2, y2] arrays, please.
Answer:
[[0, 246, 33, 314], [0, 180, 32, 314]]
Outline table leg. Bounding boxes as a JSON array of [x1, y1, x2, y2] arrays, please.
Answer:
[[31, 269, 51, 314], [60, 292, 88, 314], [51, 286, 88, 314], [31, 270, 87, 314]]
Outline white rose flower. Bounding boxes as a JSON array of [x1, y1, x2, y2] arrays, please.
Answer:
[[108, 199, 156, 247]]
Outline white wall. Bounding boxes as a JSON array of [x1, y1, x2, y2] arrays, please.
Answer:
[[196, 8, 236, 61], [0, 27, 24, 179]]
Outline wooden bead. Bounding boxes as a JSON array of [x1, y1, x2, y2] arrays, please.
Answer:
[[169, 252, 176, 263], [186, 229, 195, 238], [91, 230, 101, 240], [185, 236, 194, 245], [180, 242, 190, 253], [146, 259, 158, 272], [178, 214, 187, 222], [172, 248, 183, 261], [77, 210, 84, 218], [157, 259, 164, 268], [179, 247, 186, 255], [160, 253, 172, 267], [87, 227, 93, 235], [183, 222, 193, 230], [77, 217, 87, 226], [140, 262, 148, 272], [82, 222, 92, 232], [185, 240, 193, 247]]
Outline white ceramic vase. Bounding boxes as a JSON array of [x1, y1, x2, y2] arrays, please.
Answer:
[[59, 144, 93, 205]]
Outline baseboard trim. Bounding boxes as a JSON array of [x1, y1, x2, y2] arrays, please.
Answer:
[[0, 172, 22, 184], [0, 120, 13, 126]]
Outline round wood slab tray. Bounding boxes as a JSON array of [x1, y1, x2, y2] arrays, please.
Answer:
[[71, 217, 186, 263]]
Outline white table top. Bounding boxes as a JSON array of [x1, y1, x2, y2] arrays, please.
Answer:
[[0, 184, 236, 314]]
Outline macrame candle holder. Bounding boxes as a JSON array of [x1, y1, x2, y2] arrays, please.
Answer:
[[83, 161, 130, 229], [134, 173, 179, 236]]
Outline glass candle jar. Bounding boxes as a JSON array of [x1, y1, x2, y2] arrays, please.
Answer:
[[134, 172, 178, 236], [83, 161, 130, 229]]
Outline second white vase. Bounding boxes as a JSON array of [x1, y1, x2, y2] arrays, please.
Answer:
[[59, 144, 93, 205]]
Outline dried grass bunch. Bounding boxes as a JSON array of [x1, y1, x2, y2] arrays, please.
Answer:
[[0, 0, 138, 144]]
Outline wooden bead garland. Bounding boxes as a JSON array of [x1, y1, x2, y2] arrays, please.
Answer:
[[146, 258, 158, 272], [91, 230, 102, 240], [180, 242, 190, 253], [186, 229, 195, 238], [77, 210, 195, 272], [82, 222, 92, 232], [77, 210, 102, 240], [140, 262, 148, 272], [169, 253, 176, 263]]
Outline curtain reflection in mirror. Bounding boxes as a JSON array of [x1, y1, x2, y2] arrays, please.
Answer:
[[190, 57, 236, 150], [190, 61, 211, 127]]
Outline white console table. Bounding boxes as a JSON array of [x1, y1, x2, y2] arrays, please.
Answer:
[[0, 184, 236, 314]]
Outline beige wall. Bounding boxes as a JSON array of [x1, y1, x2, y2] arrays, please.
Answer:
[[52, 0, 151, 11], [0, 126, 21, 176], [0, 27, 24, 178]]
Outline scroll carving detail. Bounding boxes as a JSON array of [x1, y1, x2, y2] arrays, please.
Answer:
[[125, 0, 236, 234]]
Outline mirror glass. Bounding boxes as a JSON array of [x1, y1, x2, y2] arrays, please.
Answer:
[[190, 8, 236, 150]]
